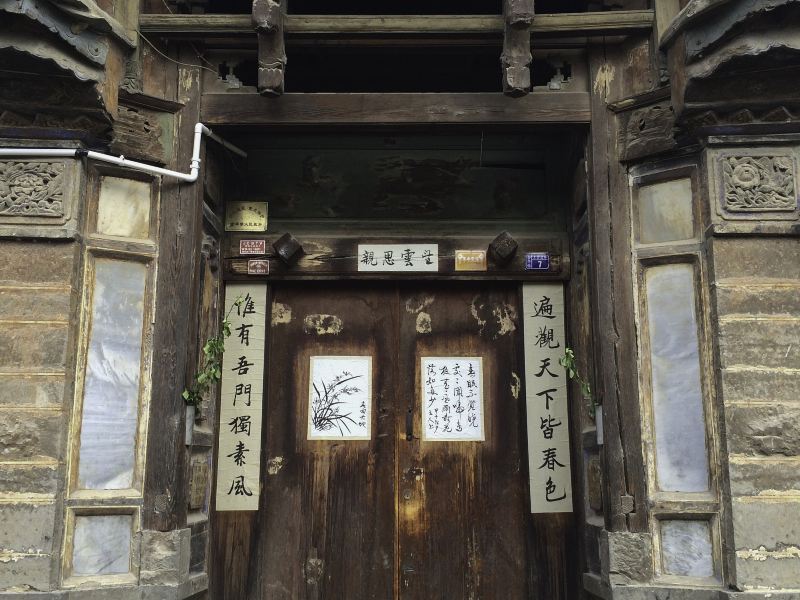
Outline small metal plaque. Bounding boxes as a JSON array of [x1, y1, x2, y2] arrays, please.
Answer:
[[455, 250, 487, 271], [525, 252, 550, 271], [247, 259, 269, 275], [240, 239, 266, 255], [225, 201, 268, 232]]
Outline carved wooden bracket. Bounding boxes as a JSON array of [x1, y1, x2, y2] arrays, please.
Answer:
[[502, 0, 534, 96], [253, 0, 286, 96]]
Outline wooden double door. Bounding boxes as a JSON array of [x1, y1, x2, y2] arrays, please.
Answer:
[[212, 282, 573, 599]]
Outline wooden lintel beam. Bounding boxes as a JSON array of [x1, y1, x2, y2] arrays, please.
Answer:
[[253, 0, 285, 96], [502, 0, 535, 96], [200, 92, 591, 125], [139, 11, 654, 38]]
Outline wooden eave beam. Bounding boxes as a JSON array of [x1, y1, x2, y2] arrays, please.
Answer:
[[200, 92, 591, 126], [139, 11, 653, 38]]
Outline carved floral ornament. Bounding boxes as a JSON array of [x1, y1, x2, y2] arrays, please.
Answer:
[[0, 161, 65, 217], [722, 155, 797, 212]]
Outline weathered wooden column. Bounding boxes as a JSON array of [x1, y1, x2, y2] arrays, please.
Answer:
[[502, 0, 534, 96], [253, 0, 286, 96]]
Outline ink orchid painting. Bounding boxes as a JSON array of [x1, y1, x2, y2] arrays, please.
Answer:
[[307, 356, 372, 440]]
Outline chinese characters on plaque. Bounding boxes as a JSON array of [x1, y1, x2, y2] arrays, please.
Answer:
[[421, 357, 484, 441], [523, 283, 572, 513], [215, 283, 266, 511], [357, 244, 438, 272], [307, 356, 372, 440]]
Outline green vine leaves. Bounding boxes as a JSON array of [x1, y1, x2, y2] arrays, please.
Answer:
[[182, 295, 245, 416], [559, 347, 595, 417]]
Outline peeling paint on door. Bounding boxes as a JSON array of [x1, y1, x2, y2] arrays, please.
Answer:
[[303, 314, 343, 335], [271, 302, 292, 325], [471, 295, 518, 339], [405, 293, 435, 314], [416, 311, 432, 334], [510, 372, 521, 399]]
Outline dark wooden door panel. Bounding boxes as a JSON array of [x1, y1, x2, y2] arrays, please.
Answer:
[[253, 284, 398, 599], [211, 282, 575, 599], [396, 285, 535, 600]]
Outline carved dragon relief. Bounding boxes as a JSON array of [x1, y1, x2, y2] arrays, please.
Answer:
[[0, 161, 65, 217], [722, 155, 797, 212]]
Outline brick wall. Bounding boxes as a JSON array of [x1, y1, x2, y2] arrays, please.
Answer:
[[711, 234, 800, 589], [0, 240, 79, 592]]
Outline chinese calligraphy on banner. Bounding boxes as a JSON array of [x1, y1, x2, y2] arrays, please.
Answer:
[[421, 357, 484, 441], [308, 356, 372, 440], [215, 283, 266, 511], [523, 283, 572, 513], [357, 244, 438, 272]]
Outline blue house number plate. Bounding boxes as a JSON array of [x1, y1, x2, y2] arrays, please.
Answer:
[[525, 252, 550, 271]]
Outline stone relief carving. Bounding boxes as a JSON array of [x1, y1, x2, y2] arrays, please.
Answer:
[[0, 161, 65, 217], [722, 155, 797, 212]]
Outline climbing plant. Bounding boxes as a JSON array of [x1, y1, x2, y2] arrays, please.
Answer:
[[182, 295, 244, 417], [559, 347, 595, 416]]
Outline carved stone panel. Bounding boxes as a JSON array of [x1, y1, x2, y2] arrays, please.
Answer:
[[710, 147, 800, 224], [0, 161, 65, 217], [723, 155, 796, 212], [0, 157, 81, 238]]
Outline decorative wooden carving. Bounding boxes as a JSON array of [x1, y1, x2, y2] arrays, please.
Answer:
[[722, 155, 797, 212], [502, 0, 534, 96], [0, 161, 65, 217], [686, 105, 800, 131], [0, 77, 110, 139], [253, 0, 286, 96], [618, 103, 677, 162]]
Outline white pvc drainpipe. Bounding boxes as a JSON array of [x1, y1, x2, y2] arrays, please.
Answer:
[[0, 123, 246, 183]]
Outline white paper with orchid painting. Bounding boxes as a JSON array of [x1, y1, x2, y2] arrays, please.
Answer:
[[307, 356, 372, 440]]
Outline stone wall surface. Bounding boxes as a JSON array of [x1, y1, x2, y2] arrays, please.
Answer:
[[710, 224, 800, 589], [0, 241, 78, 593]]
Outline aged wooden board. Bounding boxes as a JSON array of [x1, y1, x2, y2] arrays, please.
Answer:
[[586, 43, 649, 532], [143, 47, 194, 532], [201, 92, 591, 125], [224, 234, 568, 281], [140, 11, 654, 37]]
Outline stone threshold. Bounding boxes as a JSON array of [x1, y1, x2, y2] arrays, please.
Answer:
[[584, 573, 800, 600], [0, 573, 207, 600]]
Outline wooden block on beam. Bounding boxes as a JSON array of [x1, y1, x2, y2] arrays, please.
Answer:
[[254, 0, 286, 96], [506, 0, 536, 26], [252, 0, 281, 33], [502, 0, 533, 96], [502, 26, 532, 96]]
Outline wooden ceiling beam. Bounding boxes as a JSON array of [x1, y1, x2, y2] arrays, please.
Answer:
[[139, 11, 653, 38], [200, 92, 591, 126]]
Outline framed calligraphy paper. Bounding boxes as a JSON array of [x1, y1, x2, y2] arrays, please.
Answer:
[[523, 283, 572, 513], [421, 357, 484, 442], [215, 283, 266, 511], [357, 244, 438, 272], [307, 356, 372, 440]]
